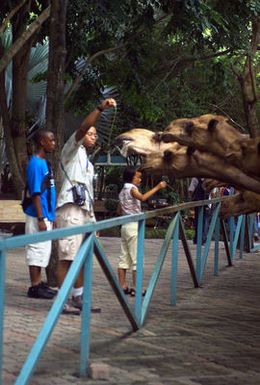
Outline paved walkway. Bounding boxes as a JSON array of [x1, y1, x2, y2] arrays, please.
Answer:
[[2, 237, 260, 385]]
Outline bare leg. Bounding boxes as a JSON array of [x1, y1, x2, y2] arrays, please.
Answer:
[[132, 270, 136, 288], [29, 266, 42, 286], [74, 268, 84, 288], [57, 260, 71, 287], [57, 260, 84, 289], [118, 268, 127, 289]]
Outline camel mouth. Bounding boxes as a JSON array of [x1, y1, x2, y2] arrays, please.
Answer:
[[115, 138, 151, 158]]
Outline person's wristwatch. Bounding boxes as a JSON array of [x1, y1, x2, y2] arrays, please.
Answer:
[[96, 105, 104, 112], [37, 217, 44, 222]]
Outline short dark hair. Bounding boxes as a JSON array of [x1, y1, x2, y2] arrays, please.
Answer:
[[33, 129, 53, 145], [122, 166, 139, 183]]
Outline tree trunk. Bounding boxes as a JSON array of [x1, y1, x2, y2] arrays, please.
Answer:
[[0, 4, 51, 197], [239, 16, 260, 138], [10, 2, 35, 192], [0, 45, 24, 196], [45, 0, 68, 286]]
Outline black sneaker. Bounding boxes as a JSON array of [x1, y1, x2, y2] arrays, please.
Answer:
[[27, 283, 55, 299]]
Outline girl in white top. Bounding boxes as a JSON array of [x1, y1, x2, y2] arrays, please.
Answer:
[[118, 166, 166, 296]]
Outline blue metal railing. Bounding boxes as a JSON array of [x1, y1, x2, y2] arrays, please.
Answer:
[[0, 197, 258, 385]]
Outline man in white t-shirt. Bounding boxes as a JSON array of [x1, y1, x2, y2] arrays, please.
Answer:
[[56, 98, 117, 314]]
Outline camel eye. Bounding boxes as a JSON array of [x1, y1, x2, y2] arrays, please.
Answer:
[[154, 132, 162, 142]]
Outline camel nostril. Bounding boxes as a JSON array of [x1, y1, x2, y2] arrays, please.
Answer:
[[163, 150, 174, 162]]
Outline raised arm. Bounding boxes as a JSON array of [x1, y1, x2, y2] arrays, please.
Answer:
[[75, 98, 117, 142], [131, 181, 167, 202]]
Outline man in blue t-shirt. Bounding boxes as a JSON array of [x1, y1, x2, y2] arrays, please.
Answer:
[[23, 129, 57, 299]]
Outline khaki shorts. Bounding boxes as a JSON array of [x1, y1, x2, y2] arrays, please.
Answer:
[[56, 204, 95, 261], [25, 215, 53, 267], [118, 222, 138, 271]]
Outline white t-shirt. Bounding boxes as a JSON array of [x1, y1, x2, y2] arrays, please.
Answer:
[[119, 183, 141, 215], [57, 132, 95, 215]]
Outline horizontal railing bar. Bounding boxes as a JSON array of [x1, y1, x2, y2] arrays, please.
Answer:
[[0, 198, 230, 251]]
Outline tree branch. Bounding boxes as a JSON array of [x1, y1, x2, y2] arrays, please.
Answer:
[[0, 0, 29, 36], [0, 5, 50, 75]]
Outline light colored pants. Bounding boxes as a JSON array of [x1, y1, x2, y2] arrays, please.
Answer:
[[56, 204, 95, 261], [118, 222, 138, 271], [25, 215, 53, 267]]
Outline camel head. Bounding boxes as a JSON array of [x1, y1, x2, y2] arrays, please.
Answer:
[[161, 114, 245, 159], [115, 128, 173, 158]]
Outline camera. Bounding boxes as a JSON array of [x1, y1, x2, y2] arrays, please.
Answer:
[[71, 184, 86, 206]]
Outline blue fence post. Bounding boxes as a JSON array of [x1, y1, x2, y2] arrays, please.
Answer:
[[229, 217, 235, 259], [196, 206, 204, 282], [170, 214, 179, 305], [135, 219, 145, 324], [0, 249, 5, 385], [80, 233, 94, 376], [214, 217, 220, 276], [14, 235, 93, 385], [239, 215, 245, 258]]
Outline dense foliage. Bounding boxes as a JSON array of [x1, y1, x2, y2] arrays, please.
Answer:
[[0, 0, 259, 197]]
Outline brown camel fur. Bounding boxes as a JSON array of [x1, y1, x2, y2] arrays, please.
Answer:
[[161, 114, 245, 160], [220, 191, 260, 218], [161, 114, 260, 178]]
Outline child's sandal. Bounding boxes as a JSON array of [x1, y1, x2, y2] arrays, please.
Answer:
[[130, 288, 135, 297], [130, 288, 146, 297], [123, 287, 130, 295]]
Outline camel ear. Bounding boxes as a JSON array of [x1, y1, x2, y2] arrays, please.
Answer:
[[184, 122, 194, 134], [208, 119, 218, 132], [186, 146, 195, 156]]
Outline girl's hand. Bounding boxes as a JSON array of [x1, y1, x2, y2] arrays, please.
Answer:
[[158, 181, 167, 189]]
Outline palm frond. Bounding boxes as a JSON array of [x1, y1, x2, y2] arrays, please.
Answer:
[[96, 86, 119, 148]]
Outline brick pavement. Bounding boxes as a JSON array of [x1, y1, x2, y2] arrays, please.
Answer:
[[2, 237, 260, 385]]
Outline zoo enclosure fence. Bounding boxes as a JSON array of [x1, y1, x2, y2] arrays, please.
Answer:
[[0, 197, 258, 385]]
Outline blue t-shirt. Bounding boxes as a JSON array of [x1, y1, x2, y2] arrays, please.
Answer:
[[24, 155, 56, 221]]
